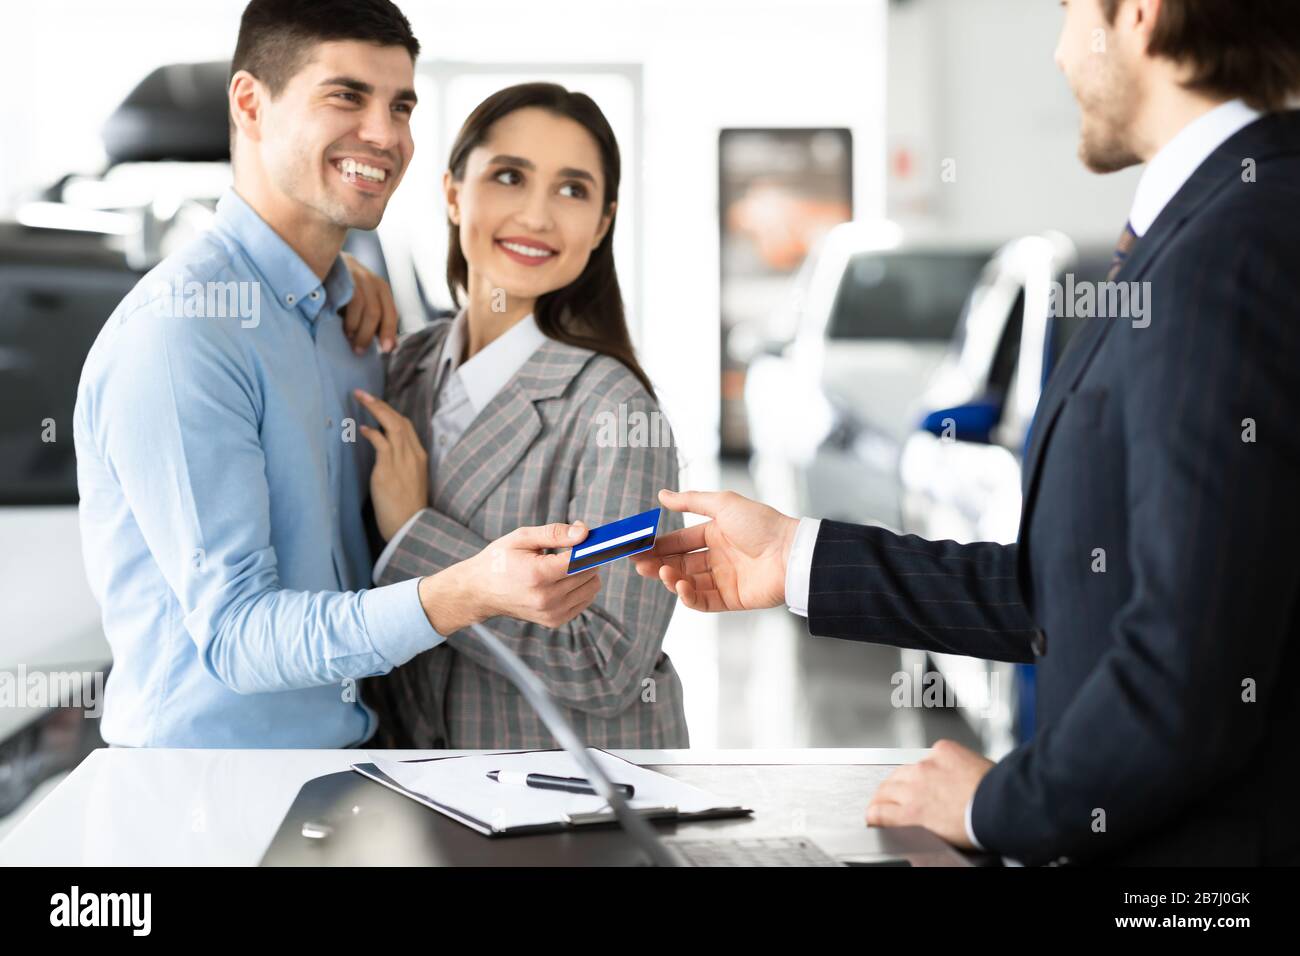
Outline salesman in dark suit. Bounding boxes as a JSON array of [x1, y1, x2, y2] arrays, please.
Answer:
[[634, 0, 1300, 865]]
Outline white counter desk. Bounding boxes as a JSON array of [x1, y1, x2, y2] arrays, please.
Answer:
[[0, 747, 944, 866]]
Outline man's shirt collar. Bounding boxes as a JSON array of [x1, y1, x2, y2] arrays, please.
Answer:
[[1129, 98, 1262, 238], [212, 188, 354, 321]]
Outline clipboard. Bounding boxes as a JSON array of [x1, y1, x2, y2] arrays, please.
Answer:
[[351, 749, 752, 837]]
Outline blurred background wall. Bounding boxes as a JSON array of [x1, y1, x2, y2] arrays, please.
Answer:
[[887, 0, 1138, 245]]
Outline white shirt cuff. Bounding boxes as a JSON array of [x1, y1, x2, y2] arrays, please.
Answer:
[[784, 517, 822, 618], [372, 509, 427, 584], [964, 795, 985, 851]]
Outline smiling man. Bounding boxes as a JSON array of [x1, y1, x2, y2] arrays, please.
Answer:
[[73, 0, 603, 748], [226, 8, 415, 259]]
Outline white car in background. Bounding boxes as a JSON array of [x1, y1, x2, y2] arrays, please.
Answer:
[[741, 221, 991, 527], [897, 231, 1111, 757]]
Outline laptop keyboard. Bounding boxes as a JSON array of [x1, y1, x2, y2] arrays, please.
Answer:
[[667, 835, 843, 867]]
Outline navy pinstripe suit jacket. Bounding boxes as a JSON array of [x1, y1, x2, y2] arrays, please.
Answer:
[[809, 111, 1300, 865]]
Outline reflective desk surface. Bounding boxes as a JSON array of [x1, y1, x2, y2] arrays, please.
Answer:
[[0, 746, 978, 866]]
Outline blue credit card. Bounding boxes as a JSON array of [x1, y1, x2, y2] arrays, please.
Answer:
[[566, 507, 662, 574]]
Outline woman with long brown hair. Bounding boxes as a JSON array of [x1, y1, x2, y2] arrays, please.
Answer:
[[358, 83, 687, 748]]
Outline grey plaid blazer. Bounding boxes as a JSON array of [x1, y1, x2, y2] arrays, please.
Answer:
[[362, 318, 688, 749]]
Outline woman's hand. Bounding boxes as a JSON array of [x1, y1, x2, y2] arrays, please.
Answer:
[[340, 252, 399, 355], [418, 521, 601, 634], [354, 389, 428, 541]]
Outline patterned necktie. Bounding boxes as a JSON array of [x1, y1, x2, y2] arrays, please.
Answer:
[[1107, 222, 1138, 280]]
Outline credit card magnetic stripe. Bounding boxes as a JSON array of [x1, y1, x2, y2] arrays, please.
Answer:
[[568, 536, 659, 573], [572, 525, 655, 559]]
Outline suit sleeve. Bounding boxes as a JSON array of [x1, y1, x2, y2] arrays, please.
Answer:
[[806, 522, 1039, 662], [972, 226, 1300, 864], [376, 391, 681, 719]]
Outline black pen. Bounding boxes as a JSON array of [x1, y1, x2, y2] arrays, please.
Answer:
[[486, 770, 635, 798]]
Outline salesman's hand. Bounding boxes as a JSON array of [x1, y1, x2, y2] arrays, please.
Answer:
[[865, 739, 993, 849], [420, 521, 601, 634], [355, 389, 428, 541], [632, 488, 799, 612], [341, 251, 399, 355]]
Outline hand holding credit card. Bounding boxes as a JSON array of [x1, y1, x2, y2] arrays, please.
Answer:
[[567, 507, 662, 574]]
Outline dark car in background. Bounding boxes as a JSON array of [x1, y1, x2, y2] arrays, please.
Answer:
[[0, 61, 243, 832], [0, 60, 435, 836]]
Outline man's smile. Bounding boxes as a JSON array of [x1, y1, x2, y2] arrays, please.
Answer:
[[330, 156, 393, 193]]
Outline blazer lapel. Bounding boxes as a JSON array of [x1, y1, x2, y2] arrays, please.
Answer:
[[431, 335, 595, 524], [1018, 111, 1297, 520], [383, 318, 454, 454], [1018, 310, 1115, 506]]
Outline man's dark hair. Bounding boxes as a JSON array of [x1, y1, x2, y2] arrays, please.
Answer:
[[1101, 0, 1300, 111], [229, 0, 419, 148]]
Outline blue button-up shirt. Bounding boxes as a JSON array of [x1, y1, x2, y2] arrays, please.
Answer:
[[74, 188, 442, 747]]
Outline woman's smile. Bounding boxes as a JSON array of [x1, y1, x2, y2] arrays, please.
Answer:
[[495, 235, 558, 266]]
